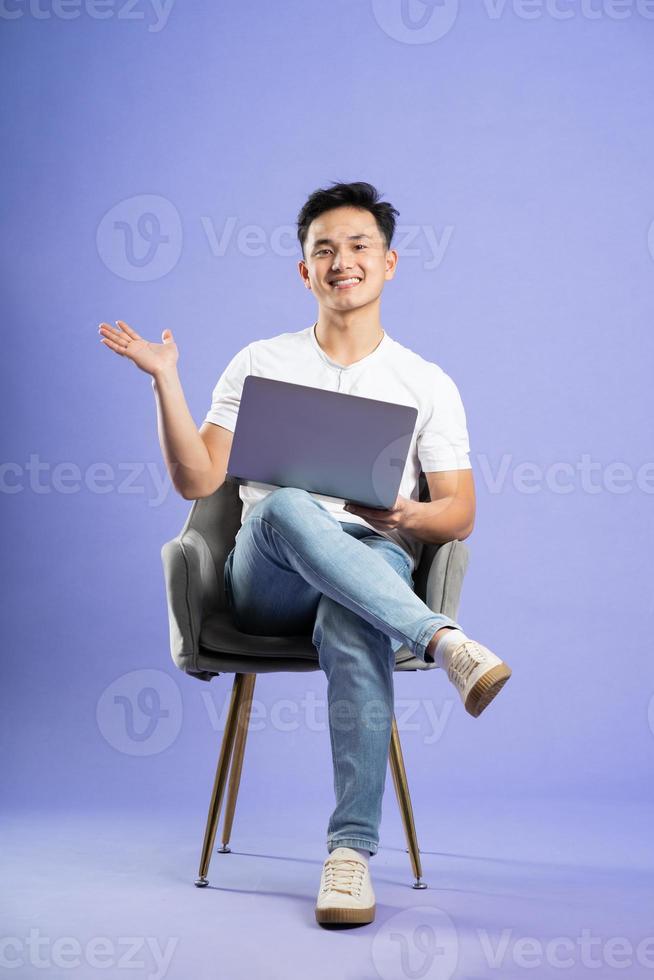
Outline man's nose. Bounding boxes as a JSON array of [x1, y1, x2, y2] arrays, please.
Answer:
[[331, 251, 353, 270]]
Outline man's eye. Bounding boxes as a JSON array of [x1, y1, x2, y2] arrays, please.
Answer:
[[355, 244, 367, 249]]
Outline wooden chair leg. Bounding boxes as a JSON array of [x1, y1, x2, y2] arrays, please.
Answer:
[[218, 673, 257, 852], [389, 714, 428, 889], [195, 673, 247, 887]]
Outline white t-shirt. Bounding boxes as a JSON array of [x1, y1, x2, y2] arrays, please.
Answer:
[[203, 322, 472, 574]]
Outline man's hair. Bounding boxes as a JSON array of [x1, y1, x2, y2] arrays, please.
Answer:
[[297, 181, 400, 258]]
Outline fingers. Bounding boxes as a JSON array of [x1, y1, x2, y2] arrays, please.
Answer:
[[115, 319, 141, 340], [98, 322, 130, 356], [346, 504, 386, 517], [99, 336, 127, 356]]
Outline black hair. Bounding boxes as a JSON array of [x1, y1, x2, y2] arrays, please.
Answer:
[[297, 181, 399, 258]]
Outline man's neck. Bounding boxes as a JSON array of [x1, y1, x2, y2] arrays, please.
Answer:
[[314, 310, 385, 367]]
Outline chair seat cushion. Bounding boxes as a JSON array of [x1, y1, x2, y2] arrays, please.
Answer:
[[197, 610, 437, 675]]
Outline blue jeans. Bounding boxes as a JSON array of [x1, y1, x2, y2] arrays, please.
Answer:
[[223, 487, 462, 857]]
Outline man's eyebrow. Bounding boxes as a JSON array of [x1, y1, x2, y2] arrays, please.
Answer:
[[310, 233, 373, 248]]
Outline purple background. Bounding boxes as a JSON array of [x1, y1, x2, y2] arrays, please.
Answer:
[[2, 2, 653, 978]]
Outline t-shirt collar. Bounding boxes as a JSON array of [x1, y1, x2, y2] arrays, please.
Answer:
[[309, 321, 389, 370]]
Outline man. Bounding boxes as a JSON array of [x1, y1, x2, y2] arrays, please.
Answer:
[[98, 180, 511, 928]]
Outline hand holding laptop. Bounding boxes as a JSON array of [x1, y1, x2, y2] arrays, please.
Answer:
[[344, 493, 414, 532]]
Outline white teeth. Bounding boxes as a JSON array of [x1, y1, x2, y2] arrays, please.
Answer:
[[332, 277, 360, 286]]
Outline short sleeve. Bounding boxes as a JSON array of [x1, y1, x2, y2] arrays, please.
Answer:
[[417, 369, 472, 472], [203, 344, 252, 431]]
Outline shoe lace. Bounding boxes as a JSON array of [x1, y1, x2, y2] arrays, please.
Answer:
[[321, 857, 366, 897], [446, 641, 486, 694]]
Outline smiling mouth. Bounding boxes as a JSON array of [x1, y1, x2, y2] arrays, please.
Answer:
[[330, 277, 362, 289]]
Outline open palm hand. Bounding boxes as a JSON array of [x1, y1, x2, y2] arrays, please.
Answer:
[[98, 319, 178, 378]]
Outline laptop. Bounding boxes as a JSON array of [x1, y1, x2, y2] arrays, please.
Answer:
[[225, 376, 418, 509]]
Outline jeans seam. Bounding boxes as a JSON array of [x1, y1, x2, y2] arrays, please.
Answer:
[[328, 683, 344, 843], [328, 836, 378, 852], [223, 550, 234, 606]]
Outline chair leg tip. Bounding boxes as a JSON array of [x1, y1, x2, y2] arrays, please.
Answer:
[[194, 876, 209, 888], [412, 879, 428, 889], [217, 845, 231, 853]]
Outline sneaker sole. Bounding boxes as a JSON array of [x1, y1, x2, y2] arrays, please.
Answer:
[[315, 903, 376, 925], [465, 663, 512, 718]]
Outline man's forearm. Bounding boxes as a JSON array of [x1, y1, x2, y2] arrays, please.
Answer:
[[151, 367, 214, 499], [401, 497, 474, 545]]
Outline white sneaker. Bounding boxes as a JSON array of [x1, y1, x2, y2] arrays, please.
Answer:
[[315, 847, 376, 925], [442, 639, 511, 717]]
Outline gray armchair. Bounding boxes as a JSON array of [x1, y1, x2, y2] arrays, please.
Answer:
[[161, 473, 469, 889]]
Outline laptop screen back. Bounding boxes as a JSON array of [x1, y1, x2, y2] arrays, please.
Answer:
[[226, 376, 418, 509]]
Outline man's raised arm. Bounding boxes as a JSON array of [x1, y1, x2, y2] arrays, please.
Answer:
[[98, 319, 228, 500]]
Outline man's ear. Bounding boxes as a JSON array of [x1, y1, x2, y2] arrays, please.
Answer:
[[385, 248, 399, 279], [298, 259, 311, 289]]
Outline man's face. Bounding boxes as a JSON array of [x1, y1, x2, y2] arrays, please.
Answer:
[[298, 206, 397, 312]]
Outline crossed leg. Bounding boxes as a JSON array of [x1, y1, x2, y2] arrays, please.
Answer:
[[223, 487, 463, 855]]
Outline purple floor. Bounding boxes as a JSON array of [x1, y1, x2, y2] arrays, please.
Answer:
[[3, 795, 653, 979]]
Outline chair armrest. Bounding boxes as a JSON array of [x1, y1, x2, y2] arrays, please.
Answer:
[[160, 482, 243, 680], [396, 538, 470, 670], [425, 541, 470, 619], [424, 538, 470, 622], [161, 528, 222, 682]]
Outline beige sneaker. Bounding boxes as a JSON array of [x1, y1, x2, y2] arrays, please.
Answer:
[[315, 847, 376, 925], [442, 639, 512, 717]]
